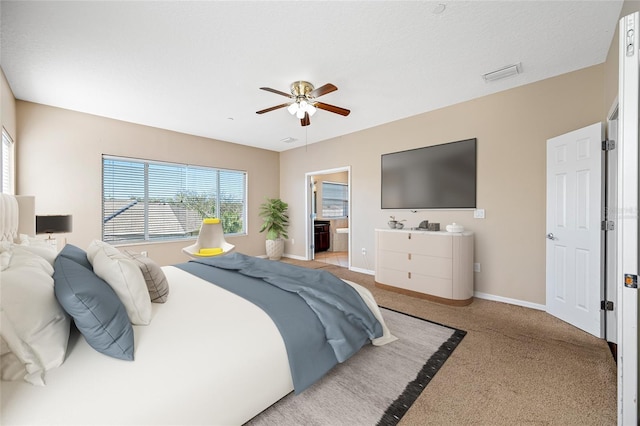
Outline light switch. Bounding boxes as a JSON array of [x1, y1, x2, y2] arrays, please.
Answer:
[[474, 209, 485, 219]]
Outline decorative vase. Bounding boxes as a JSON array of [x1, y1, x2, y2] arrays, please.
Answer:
[[388, 220, 397, 229], [266, 238, 284, 260]]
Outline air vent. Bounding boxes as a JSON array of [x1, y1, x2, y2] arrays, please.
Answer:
[[482, 63, 521, 82]]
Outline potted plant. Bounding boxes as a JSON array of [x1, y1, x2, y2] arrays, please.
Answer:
[[258, 197, 289, 260]]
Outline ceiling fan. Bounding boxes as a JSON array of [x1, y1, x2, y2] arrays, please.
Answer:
[[256, 81, 351, 126]]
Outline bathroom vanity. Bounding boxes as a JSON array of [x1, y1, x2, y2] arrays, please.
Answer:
[[314, 221, 330, 252]]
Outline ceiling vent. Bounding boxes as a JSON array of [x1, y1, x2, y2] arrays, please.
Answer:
[[482, 63, 522, 82]]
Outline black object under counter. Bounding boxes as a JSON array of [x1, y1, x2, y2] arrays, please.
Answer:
[[314, 221, 330, 252]]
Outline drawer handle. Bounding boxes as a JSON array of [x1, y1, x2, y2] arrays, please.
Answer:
[[408, 272, 411, 279], [408, 233, 411, 240], [408, 253, 411, 260]]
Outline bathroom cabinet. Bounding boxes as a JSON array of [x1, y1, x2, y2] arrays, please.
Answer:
[[314, 221, 330, 252]]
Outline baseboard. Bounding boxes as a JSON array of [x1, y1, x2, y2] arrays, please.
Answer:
[[473, 291, 546, 311], [350, 266, 374, 275], [282, 253, 307, 261]]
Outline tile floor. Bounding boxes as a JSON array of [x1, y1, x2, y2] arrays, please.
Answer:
[[314, 250, 348, 267]]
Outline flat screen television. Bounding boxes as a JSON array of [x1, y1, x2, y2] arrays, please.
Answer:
[[381, 138, 477, 209]]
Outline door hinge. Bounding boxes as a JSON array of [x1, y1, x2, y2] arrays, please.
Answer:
[[602, 139, 616, 151], [601, 220, 615, 231], [601, 300, 614, 311]]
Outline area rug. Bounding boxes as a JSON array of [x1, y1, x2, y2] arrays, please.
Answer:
[[246, 307, 466, 426]]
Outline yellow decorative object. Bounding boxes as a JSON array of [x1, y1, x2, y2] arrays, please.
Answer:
[[198, 247, 223, 256], [203, 218, 220, 224]]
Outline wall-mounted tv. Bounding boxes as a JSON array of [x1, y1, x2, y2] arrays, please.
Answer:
[[381, 138, 477, 210]]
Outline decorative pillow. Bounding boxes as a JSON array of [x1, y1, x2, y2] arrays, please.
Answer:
[[1, 248, 71, 385], [57, 244, 93, 271], [89, 243, 152, 325], [53, 255, 134, 361], [86, 239, 121, 264], [124, 250, 169, 303]]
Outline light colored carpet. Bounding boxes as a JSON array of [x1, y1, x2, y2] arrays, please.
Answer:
[[247, 308, 464, 426], [280, 258, 618, 425]]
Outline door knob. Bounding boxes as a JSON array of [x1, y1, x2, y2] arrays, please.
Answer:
[[546, 233, 555, 240]]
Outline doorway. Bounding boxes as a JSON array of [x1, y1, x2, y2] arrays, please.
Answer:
[[305, 166, 351, 268]]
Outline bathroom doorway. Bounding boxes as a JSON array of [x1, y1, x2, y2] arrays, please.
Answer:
[[305, 166, 350, 268]]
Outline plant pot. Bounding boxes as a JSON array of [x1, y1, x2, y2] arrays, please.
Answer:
[[388, 221, 397, 229], [266, 238, 284, 260]]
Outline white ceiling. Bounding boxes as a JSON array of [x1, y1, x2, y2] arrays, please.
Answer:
[[1, 1, 623, 152]]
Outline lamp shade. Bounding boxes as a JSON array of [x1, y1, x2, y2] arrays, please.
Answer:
[[36, 215, 73, 234]]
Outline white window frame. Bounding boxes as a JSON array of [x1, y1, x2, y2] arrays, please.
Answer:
[[321, 181, 348, 218], [102, 155, 247, 244], [1, 128, 15, 194]]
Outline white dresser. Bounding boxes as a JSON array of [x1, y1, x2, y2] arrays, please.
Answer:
[[374, 229, 474, 306]]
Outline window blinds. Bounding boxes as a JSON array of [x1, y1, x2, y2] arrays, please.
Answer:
[[321, 181, 348, 218], [1, 129, 14, 194], [102, 155, 246, 243]]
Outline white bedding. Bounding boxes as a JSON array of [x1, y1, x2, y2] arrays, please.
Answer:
[[1, 264, 395, 425], [1, 266, 294, 425]]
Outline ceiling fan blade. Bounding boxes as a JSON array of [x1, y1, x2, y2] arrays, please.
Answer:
[[315, 102, 351, 116], [309, 83, 337, 98], [259, 87, 292, 98], [256, 103, 289, 114], [301, 112, 310, 126]]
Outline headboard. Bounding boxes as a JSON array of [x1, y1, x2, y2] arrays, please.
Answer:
[[0, 194, 36, 242]]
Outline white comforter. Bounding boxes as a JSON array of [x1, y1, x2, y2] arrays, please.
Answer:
[[1, 266, 394, 425]]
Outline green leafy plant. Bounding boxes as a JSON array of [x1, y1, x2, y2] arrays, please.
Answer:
[[259, 197, 289, 240]]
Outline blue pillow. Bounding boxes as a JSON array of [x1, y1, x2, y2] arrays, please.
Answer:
[[57, 244, 93, 271], [53, 255, 134, 360]]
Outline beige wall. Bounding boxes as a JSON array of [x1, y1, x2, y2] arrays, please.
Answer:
[[0, 68, 16, 140], [1, 68, 17, 194], [16, 101, 280, 265], [280, 65, 605, 305]]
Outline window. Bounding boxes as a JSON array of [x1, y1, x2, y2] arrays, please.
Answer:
[[102, 155, 246, 243], [1, 128, 14, 194], [321, 181, 348, 218]]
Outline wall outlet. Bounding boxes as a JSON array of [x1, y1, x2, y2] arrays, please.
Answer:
[[474, 263, 481, 272], [473, 209, 485, 219], [362, 248, 367, 255], [141, 251, 148, 257]]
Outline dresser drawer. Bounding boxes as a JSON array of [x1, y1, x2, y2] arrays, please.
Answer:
[[376, 268, 453, 299], [377, 231, 452, 258], [377, 250, 452, 279]]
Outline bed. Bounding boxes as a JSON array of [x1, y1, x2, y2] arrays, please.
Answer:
[[0, 194, 395, 425]]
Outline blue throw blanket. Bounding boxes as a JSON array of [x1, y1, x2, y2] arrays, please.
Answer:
[[176, 252, 382, 392]]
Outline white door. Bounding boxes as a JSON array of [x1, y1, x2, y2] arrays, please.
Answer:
[[617, 11, 639, 425], [546, 122, 603, 337], [605, 108, 618, 344]]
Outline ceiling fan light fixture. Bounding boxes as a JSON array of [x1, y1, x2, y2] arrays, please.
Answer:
[[307, 103, 317, 117], [287, 103, 299, 115], [257, 81, 349, 126]]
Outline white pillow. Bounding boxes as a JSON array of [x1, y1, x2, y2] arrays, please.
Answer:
[[0, 249, 70, 385], [90, 246, 152, 325], [86, 239, 122, 264]]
